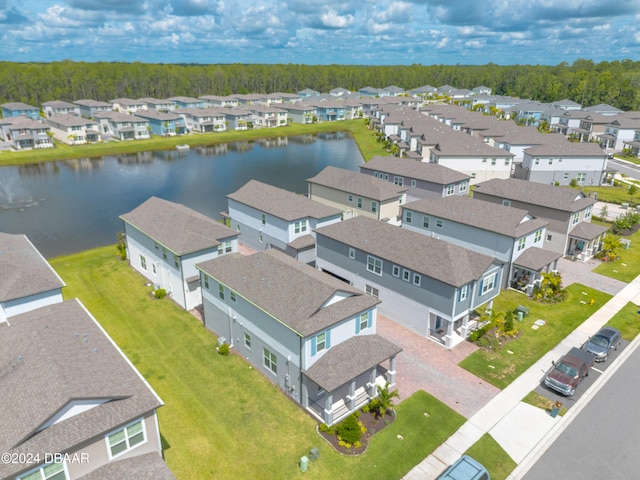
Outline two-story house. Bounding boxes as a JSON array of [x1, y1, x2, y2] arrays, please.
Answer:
[[138, 97, 177, 111], [315, 216, 504, 348], [175, 107, 227, 133], [227, 180, 342, 263], [473, 178, 607, 261], [109, 98, 147, 114], [197, 249, 401, 425], [0, 299, 175, 480], [73, 99, 113, 118], [359, 156, 471, 201], [0, 232, 66, 324], [307, 166, 408, 225], [135, 109, 187, 136], [400, 196, 560, 295], [42, 100, 81, 118], [120, 197, 240, 310], [249, 105, 288, 127], [0, 116, 54, 149], [94, 111, 151, 140], [1, 102, 41, 120], [46, 114, 101, 145], [276, 103, 317, 124]]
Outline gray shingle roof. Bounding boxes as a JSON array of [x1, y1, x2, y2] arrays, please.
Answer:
[[228, 180, 341, 221], [513, 247, 562, 271], [473, 178, 596, 213], [304, 335, 402, 391], [0, 300, 163, 477], [403, 196, 548, 238], [307, 166, 407, 201], [569, 221, 608, 241], [120, 197, 239, 255], [361, 156, 470, 185], [315, 216, 497, 287], [524, 141, 607, 156], [0, 233, 66, 303], [197, 249, 379, 336], [78, 452, 176, 480]]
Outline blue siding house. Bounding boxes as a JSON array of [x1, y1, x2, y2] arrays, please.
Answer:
[[1, 102, 41, 120]]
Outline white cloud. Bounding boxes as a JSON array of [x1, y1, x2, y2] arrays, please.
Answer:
[[320, 10, 354, 28]]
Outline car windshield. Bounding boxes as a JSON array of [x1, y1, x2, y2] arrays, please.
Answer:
[[556, 363, 578, 377], [589, 335, 609, 348]]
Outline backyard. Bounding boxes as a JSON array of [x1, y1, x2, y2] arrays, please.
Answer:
[[50, 246, 466, 480], [593, 227, 640, 282]]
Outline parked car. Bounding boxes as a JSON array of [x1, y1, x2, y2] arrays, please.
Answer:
[[544, 347, 595, 396], [583, 326, 621, 362], [438, 455, 490, 480]]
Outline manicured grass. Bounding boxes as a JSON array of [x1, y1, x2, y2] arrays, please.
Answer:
[[583, 184, 639, 205], [50, 246, 464, 480], [0, 119, 387, 167], [521, 392, 567, 417], [606, 302, 640, 341], [593, 228, 640, 282], [459, 284, 612, 389], [464, 434, 517, 480]]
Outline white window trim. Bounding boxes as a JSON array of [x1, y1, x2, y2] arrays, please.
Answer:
[[402, 269, 410, 282], [459, 285, 468, 301], [263, 348, 277, 375], [106, 418, 147, 460], [348, 247, 355, 259], [392, 265, 400, 277], [17, 462, 69, 480], [413, 274, 421, 286], [367, 255, 383, 276], [244, 332, 251, 349], [481, 273, 497, 295]]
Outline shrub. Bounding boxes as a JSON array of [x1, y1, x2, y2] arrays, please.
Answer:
[[154, 288, 167, 299], [218, 343, 230, 356], [319, 423, 329, 433], [116, 232, 127, 260], [469, 323, 491, 342], [336, 414, 362, 444]]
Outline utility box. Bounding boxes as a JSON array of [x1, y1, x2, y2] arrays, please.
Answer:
[[309, 447, 320, 462], [300, 456, 308, 473], [515, 305, 529, 318]]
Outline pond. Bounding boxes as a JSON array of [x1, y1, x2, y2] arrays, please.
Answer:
[[0, 132, 363, 258]]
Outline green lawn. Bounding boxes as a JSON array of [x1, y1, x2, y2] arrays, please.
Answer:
[[606, 302, 640, 341], [50, 246, 464, 480], [464, 434, 516, 480], [459, 284, 612, 389], [583, 184, 639, 205], [0, 119, 387, 167], [593, 228, 640, 282]]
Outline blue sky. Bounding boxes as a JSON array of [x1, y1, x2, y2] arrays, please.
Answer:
[[2, 0, 640, 65]]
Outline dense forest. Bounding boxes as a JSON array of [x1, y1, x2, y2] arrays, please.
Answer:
[[2, 60, 640, 111]]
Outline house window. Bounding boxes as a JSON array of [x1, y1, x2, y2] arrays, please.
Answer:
[[17, 463, 68, 480], [152, 264, 156, 274], [558, 158, 563, 163], [534, 158, 540, 166], [218, 240, 232, 255], [491, 158, 496, 166], [140, 255, 147, 270], [348, 194, 354, 202], [218, 283, 225, 300], [446, 184, 455, 196], [459, 182, 468, 193], [357, 197, 363, 209], [315, 332, 327, 353], [348, 247, 355, 259], [107, 419, 146, 459], [294, 220, 307, 234], [548, 158, 553, 165], [585, 206, 592, 219], [571, 212, 580, 225], [371, 201, 378, 213], [459, 285, 468, 301], [435, 219, 444, 228], [384, 174, 389, 180], [365, 284, 379, 298], [502, 200, 511, 207], [174, 255, 180, 269], [517, 237, 526, 251], [394, 176, 404, 186], [244, 333, 251, 349], [534, 229, 543, 243], [422, 216, 430, 229], [259, 232, 263, 243], [577, 173, 586, 182], [392, 265, 400, 277], [563, 173, 569, 180], [398, 195, 403, 205], [482, 158, 487, 163], [504, 159, 510, 166], [261, 213, 266, 225], [547, 234, 553, 241], [230, 291, 236, 302], [204, 275, 209, 289], [263, 348, 277, 374], [367, 255, 383, 276], [162, 247, 167, 260], [402, 269, 410, 282], [404, 211, 412, 224], [413, 274, 421, 286], [411, 179, 417, 187], [471, 173, 476, 179], [357, 311, 370, 332], [481, 273, 497, 295]]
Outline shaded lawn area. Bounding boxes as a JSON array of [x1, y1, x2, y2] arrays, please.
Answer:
[[606, 302, 640, 341], [50, 246, 464, 480], [593, 228, 640, 282], [464, 434, 516, 480], [459, 284, 612, 389]]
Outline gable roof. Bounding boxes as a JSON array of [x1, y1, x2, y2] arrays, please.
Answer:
[[0, 233, 66, 303], [120, 197, 239, 255], [197, 249, 379, 336], [524, 141, 607, 157], [403, 196, 548, 238], [361, 156, 470, 185], [228, 180, 341, 221], [307, 166, 408, 201], [473, 178, 596, 212], [315, 216, 497, 288], [0, 300, 162, 477]]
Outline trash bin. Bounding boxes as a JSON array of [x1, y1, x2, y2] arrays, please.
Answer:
[[550, 402, 562, 418], [300, 456, 308, 472]]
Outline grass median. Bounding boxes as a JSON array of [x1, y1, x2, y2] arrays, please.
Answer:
[[50, 245, 465, 480]]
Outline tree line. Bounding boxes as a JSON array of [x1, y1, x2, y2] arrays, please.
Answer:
[[2, 59, 639, 111]]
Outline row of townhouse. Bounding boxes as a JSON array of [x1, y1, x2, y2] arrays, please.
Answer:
[[0, 232, 174, 480]]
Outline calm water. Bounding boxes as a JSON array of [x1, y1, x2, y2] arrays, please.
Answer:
[[0, 133, 363, 258]]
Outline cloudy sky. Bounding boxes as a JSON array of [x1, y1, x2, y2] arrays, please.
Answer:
[[2, 0, 639, 65]]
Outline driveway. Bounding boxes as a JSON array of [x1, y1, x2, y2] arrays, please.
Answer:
[[377, 314, 500, 419], [557, 257, 626, 296]]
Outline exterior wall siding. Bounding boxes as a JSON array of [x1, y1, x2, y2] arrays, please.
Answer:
[[1, 289, 64, 320]]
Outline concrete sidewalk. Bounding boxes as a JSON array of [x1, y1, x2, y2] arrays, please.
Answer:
[[403, 275, 640, 480]]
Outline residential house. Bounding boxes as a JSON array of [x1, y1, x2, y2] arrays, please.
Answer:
[[408, 85, 437, 96], [42, 100, 80, 118], [0, 232, 65, 324], [199, 95, 239, 108], [167, 96, 205, 109], [582, 103, 623, 116], [329, 87, 351, 96], [574, 113, 619, 143], [359, 155, 470, 201], [73, 99, 112, 118], [515, 141, 608, 186], [297, 88, 320, 98], [45, 114, 101, 145], [277, 103, 317, 124], [359, 86, 383, 96], [197, 248, 401, 425], [174, 107, 226, 133], [310, 101, 347, 122], [382, 86, 405, 96], [550, 99, 582, 111], [554, 110, 591, 137], [0, 116, 54, 149], [473, 178, 607, 260], [400, 196, 559, 294], [134, 109, 187, 136], [249, 104, 288, 127], [223, 109, 252, 130], [472, 86, 492, 95], [597, 117, 640, 152], [0, 299, 174, 480], [120, 196, 240, 310], [1, 102, 40, 120], [94, 111, 151, 140], [138, 97, 177, 112], [109, 98, 147, 114], [315, 216, 504, 348], [265, 92, 301, 104], [226, 180, 342, 263], [307, 166, 408, 225]]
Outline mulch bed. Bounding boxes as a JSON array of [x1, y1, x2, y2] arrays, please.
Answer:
[[317, 411, 396, 455]]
